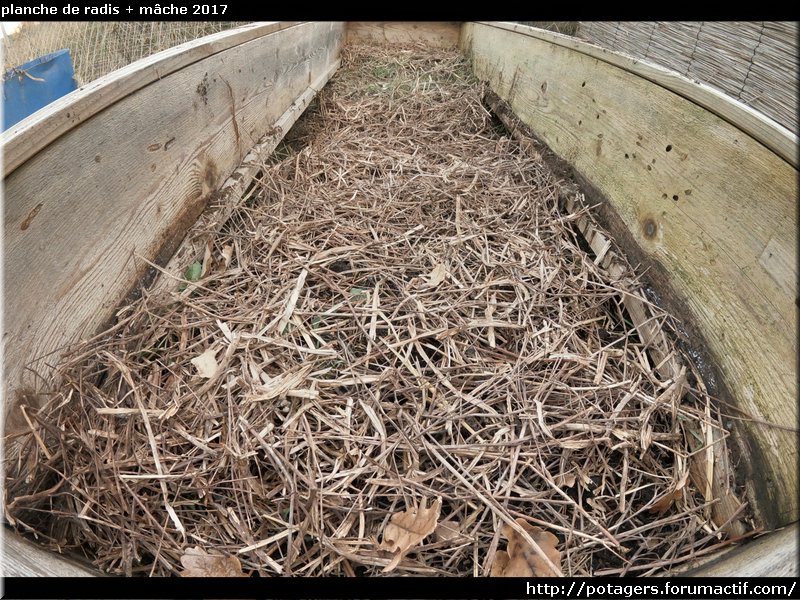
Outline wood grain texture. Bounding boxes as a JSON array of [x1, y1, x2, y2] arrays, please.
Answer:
[[3, 21, 344, 422], [1, 22, 301, 178], [683, 522, 798, 577], [462, 22, 798, 529], [346, 22, 460, 47], [1, 529, 99, 577], [479, 22, 797, 168]]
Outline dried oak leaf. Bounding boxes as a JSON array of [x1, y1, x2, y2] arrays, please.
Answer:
[[379, 497, 442, 572], [179, 546, 246, 577], [491, 518, 562, 577]]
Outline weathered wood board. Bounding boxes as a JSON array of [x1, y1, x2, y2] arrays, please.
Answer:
[[685, 522, 798, 577], [346, 21, 460, 47], [1, 528, 99, 577], [461, 22, 797, 529], [536, 23, 799, 167], [3, 22, 345, 433]]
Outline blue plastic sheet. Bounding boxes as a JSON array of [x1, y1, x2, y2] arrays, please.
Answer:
[[3, 48, 78, 132]]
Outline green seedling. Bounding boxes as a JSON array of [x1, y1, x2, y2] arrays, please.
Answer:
[[179, 261, 203, 291]]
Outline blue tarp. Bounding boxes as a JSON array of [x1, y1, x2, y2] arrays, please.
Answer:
[[3, 48, 78, 132]]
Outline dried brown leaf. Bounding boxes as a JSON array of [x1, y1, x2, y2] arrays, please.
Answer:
[[648, 488, 682, 514], [555, 472, 576, 488], [433, 520, 461, 543], [490, 550, 511, 577], [491, 518, 562, 577], [379, 497, 441, 572], [190, 348, 219, 379], [649, 470, 690, 514], [221, 244, 234, 270], [180, 546, 246, 577], [586, 497, 608, 517]]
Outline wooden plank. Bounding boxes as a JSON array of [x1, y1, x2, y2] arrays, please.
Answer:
[[1, 529, 100, 577], [684, 522, 798, 576], [346, 22, 460, 47], [462, 22, 798, 530], [483, 22, 797, 167], [3, 22, 345, 427], [1, 22, 301, 178]]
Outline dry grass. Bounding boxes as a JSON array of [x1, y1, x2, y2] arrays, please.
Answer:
[[5, 44, 739, 577]]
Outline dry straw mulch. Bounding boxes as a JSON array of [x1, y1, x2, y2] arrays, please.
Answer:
[[5, 45, 738, 576]]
